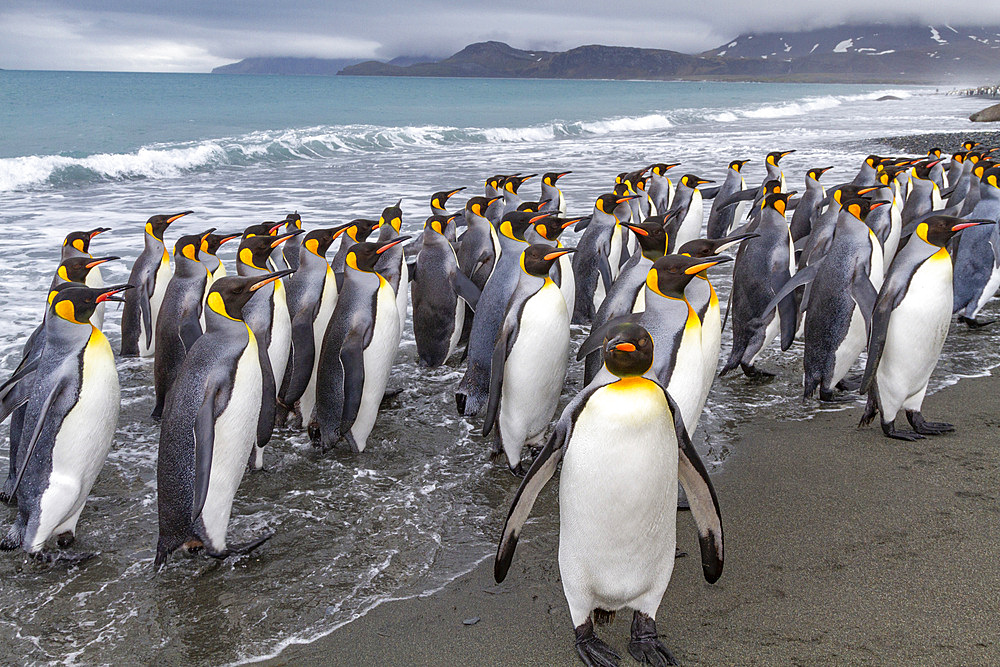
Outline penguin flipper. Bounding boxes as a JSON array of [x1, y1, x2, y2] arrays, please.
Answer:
[[573, 215, 593, 232], [482, 318, 517, 437], [338, 330, 367, 438], [10, 376, 71, 499], [0, 358, 38, 414], [453, 271, 481, 311], [713, 188, 757, 211], [597, 250, 613, 294], [860, 272, 911, 394], [850, 263, 878, 339], [191, 386, 219, 524], [665, 389, 723, 584], [139, 273, 156, 349], [282, 308, 319, 406], [179, 315, 203, 352]]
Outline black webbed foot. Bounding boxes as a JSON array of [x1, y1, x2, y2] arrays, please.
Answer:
[[836, 377, 861, 392], [819, 388, 856, 403], [740, 363, 776, 382], [211, 532, 273, 560], [906, 410, 954, 435], [959, 315, 996, 329], [881, 419, 925, 441], [628, 612, 679, 666], [575, 618, 621, 667]]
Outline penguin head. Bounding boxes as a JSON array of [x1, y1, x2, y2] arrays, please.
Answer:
[[878, 166, 905, 186], [967, 151, 984, 165], [982, 166, 1000, 190], [528, 213, 582, 242], [516, 199, 550, 213], [238, 230, 303, 269], [344, 218, 381, 243], [623, 220, 669, 260], [913, 160, 942, 180], [486, 174, 513, 193], [345, 237, 411, 273], [283, 212, 302, 231], [613, 183, 631, 198], [63, 227, 111, 254], [601, 323, 655, 378], [647, 163, 680, 177], [425, 215, 457, 237], [763, 192, 794, 217], [503, 174, 535, 194], [646, 254, 732, 299], [302, 224, 352, 258], [766, 150, 794, 166], [729, 160, 750, 172], [431, 188, 465, 213], [206, 271, 295, 322], [379, 200, 404, 232], [916, 216, 994, 247], [542, 171, 571, 187], [841, 197, 889, 222], [928, 147, 943, 158], [466, 195, 502, 217], [176, 229, 215, 263], [622, 168, 648, 192], [763, 179, 783, 196], [519, 244, 575, 277], [807, 166, 834, 181], [201, 231, 242, 257], [951, 151, 967, 164], [681, 174, 713, 188], [50, 284, 133, 325], [962, 140, 980, 151], [498, 211, 536, 242], [864, 154, 881, 169], [56, 256, 119, 284], [678, 232, 758, 260], [243, 220, 284, 239], [145, 212, 191, 240]]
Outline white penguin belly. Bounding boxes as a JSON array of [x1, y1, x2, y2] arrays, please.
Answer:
[[676, 191, 704, 249], [141, 257, 172, 358], [608, 226, 623, 281], [664, 321, 704, 435], [973, 264, 1000, 317], [201, 335, 262, 552], [300, 272, 339, 424], [877, 255, 952, 418], [831, 304, 868, 387], [268, 280, 292, 385], [558, 255, 575, 315], [699, 299, 721, 415], [85, 265, 105, 330], [395, 257, 409, 335], [30, 331, 119, 551], [350, 283, 401, 452], [558, 381, 677, 626], [498, 283, 569, 468], [447, 294, 465, 361]]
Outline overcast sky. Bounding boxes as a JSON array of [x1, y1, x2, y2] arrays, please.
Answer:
[[3, 1, 1000, 72]]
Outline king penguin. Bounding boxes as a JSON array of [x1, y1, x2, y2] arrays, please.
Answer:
[[646, 163, 680, 214], [482, 244, 575, 473], [277, 212, 304, 272], [311, 237, 410, 452], [373, 200, 410, 332], [706, 160, 749, 239], [121, 211, 193, 357], [860, 216, 992, 440], [666, 174, 714, 251], [154, 272, 290, 569], [951, 166, 1000, 327], [788, 166, 832, 242], [456, 195, 503, 293], [494, 321, 723, 666], [524, 212, 584, 315], [0, 284, 132, 560], [61, 227, 111, 330], [330, 218, 381, 279], [571, 193, 638, 323], [540, 171, 571, 214]]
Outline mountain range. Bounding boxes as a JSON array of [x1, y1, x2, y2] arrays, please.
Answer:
[[211, 24, 1000, 84]]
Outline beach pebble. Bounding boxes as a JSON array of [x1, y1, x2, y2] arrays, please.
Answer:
[[463, 617, 480, 626]]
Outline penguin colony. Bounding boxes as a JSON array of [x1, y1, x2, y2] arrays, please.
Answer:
[[1, 140, 998, 665]]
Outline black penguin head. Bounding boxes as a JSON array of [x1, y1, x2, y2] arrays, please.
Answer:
[[425, 215, 457, 236], [967, 151, 985, 164], [678, 232, 758, 260], [51, 284, 133, 324], [238, 230, 303, 269], [201, 231, 242, 257], [647, 163, 680, 177], [243, 220, 284, 239], [594, 193, 637, 219], [486, 174, 513, 192], [879, 166, 907, 185], [807, 166, 834, 181], [379, 200, 403, 232], [962, 140, 980, 151], [516, 199, 550, 213], [283, 212, 302, 230], [344, 218, 381, 243], [766, 150, 794, 166], [529, 213, 579, 242], [623, 220, 669, 260], [303, 224, 352, 258], [763, 192, 794, 217], [951, 151, 967, 164], [681, 174, 713, 188], [503, 174, 535, 194], [602, 323, 655, 379], [841, 197, 889, 222], [613, 183, 631, 198], [498, 211, 536, 242], [864, 154, 881, 168], [174, 230, 214, 262], [762, 180, 783, 196], [56, 256, 119, 284], [542, 171, 571, 186], [646, 254, 732, 299], [206, 271, 294, 321], [146, 212, 192, 240], [430, 188, 465, 212], [345, 237, 411, 273], [982, 166, 1000, 190], [913, 160, 942, 180], [466, 195, 502, 217], [916, 216, 993, 247], [519, 244, 575, 277], [729, 159, 750, 172], [64, 227, 111, 254], [927, 147, 943, 158]]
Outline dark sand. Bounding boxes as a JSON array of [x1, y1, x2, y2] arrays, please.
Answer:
[[268, 371, 1000, 666]]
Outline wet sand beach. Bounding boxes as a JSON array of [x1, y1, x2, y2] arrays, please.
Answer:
[[272, 369, 1000, 665]]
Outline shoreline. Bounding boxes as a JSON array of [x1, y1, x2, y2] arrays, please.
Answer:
[[265, 367, 1000, 665]]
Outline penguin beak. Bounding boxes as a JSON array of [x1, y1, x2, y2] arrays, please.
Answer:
[[613, 342, 636, 352], [819, 166, 834, 175], [487, 195, 502, 206], [616, 195, 640, 203], [166, 211, 193, 224], [780, 150, 796, 158], [249, 269, 295, 292], [684, 256, 733, 274], [623, 223, 649, 237], [951, 221, 994, 232], [96, 284, 134, 303], [446, 187, 466, 199], [375, 236, 411, 254], [85, 256, 120, 269], [543, 248, 576, 261], [870, 201, 891, 211], [200, 227, 217, 241], [330, 222, 356, 239], [88, 227, 111, 238], [216, 233, 242, 246], [267, 221, 285, 235], [857, 187, 879, 195], [556, 171, 572, 179], [696, 178, 714, 186], [528, 213, 553, 225], [714, 233, 759, 253], [270, 230, 303, 248]]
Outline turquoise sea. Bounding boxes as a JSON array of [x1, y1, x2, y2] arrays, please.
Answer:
[[0, 71, 994, 663]]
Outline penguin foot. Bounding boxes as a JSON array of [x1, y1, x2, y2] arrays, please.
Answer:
[[836, 378, 861, 392], [508, 462, 527, 478], [0, 479, 13, 505], [221, 532, 273, 559], [56, 531, 75, 549], [959, 316, 996, 329], [380, 387, 404, 405], [574, 618, 621, 667], [740, 363, 775, 382], [906, 411, 955, 435], [31, 550, 96, 566], [880, 419, 925, 441], [343, 432, 362, 454], [628, 612, 678, 666], [307, 421, 321, 446], [819, 389, 855, 403]]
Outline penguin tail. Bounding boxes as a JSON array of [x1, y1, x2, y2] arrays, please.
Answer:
[[858, 390, 879, 428], [719, 347, 743, 377], [154, 536, 180, 571], [802, 373, 821, 400], [0, 524, 23, 551]]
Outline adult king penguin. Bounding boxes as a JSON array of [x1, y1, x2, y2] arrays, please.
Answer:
[[666, 175, 713, 251], [482, 244, 575, 474], [860, 216, 993, 440], [706, 160, 749, 240], [0, 284, 132, 560], [540, 171, 571, 214], [952, 166, 1000, 327], [373, 200, 410, 331], [154, 272, 290, 569], [495, 322, 723, 667], [311, 237, 410, 453], [121, 211, 193, 357], [571, 193, 638, 324]]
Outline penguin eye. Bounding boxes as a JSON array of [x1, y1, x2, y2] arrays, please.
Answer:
[[233, 286, 244, 294]]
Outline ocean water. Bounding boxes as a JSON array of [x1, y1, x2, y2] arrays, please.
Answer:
[[0, 71, 996, 664]]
